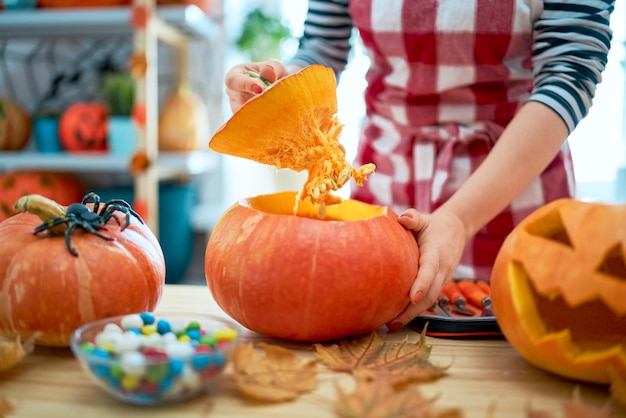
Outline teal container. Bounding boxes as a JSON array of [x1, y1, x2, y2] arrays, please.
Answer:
[[33, 117, 62, 153], [92, 181, 198, 284]]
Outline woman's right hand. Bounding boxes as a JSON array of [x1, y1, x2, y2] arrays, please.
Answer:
[[224, 59, 290, 112]]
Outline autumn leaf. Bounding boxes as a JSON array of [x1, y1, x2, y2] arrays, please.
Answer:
[[232, 342, 317, 402], [0, 397, 14, 418], [526, 387, 611, 418], [0, 334, 37, 372], [335, 374, 463, 418], [609, 370, 626, 406], [313, 331, 447, 385]]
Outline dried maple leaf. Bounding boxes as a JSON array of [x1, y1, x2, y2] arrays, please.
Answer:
[[335, 374, 463, 418], [0, 397, 14, 417], [0, 334, 37, 372], [313, 331, 446, 386], [232, 342, 317, 402], [526, 387, 611, 418], [609, 371, 626, 406]]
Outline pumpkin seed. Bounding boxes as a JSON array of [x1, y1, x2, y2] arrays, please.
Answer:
[[317, 203, 327, 219], [358, 163, 376, 176], [324, 178, 338, 190], [337, 167, 351, 187]]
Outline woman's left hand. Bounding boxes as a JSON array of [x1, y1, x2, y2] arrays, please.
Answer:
[[387, 207, 468, 329]]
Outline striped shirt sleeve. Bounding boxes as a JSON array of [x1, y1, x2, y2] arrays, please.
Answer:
[[528, 0, 615, 133], [286, 0, 353, 79]]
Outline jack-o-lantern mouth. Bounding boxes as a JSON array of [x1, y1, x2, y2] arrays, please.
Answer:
[[514, 211, 626, 353]]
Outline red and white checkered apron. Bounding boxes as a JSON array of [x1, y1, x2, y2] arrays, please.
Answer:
[[348, 0, 575, 281]]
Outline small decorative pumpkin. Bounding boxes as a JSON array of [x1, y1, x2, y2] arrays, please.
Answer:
[[59, 102, 109, 152], [206, 65, 412, 342], [158, 84, 209, 151], [0, 172, 85, 222], [204, 191, 418, 342], [0, 194, 166, 347], [0, 98, 32, 151], [491, 199, 626, 388], [38, 0, 129, 7]]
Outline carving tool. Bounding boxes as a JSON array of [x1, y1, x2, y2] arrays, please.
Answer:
[[430, 301, 451, 317], [437, 295, 454, 317], [476, 279, 491, 296], [441, 281, 475, 316], [456, 279, 494, 317]]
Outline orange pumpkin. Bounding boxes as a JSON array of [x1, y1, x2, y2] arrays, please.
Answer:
[[0, 194, 166, 347], [0, 172, 85, 222], [59, 102, 109, 152], [0, 98, 32, 151], [205, 65, 413, 342], [491, 199, 626, 395], [38, 0, 129, 7], [158, 84, 209, 151], [205, 191, 418, 342]]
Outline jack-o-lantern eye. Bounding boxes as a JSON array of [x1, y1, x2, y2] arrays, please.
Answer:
[[491, 199, 626, 392], [525, 209, 572, 247], [598, 244, 626, 280]]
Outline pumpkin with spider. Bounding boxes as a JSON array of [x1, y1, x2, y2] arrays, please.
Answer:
[[0, 192, 165, 346], [16, 191, 143, 257]]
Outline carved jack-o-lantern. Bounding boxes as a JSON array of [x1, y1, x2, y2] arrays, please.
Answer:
[[491, 198, 626, 393], [59, 102, 109, 152]]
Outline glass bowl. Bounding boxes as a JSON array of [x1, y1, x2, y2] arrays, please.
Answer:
[[70, 311, 240, 405]]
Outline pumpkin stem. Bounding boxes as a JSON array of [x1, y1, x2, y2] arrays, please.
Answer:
[[14, 194, 68, 235]]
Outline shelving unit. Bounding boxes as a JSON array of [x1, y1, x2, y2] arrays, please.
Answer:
[[0, 4, 218, 38], [0, 151, 218, 176], [0, 2, 225, 237]]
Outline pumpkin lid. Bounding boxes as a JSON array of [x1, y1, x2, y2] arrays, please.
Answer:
[[208, 65, 375, 207]]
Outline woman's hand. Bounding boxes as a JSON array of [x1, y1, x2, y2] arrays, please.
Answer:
[[224, 60, 289, 112], [387, 207, 468, 330]]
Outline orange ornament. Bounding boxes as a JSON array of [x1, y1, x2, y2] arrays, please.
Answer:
[[59, 102, 109, 152], [132, 103, 147, 127], [130, 4, 149, 29]]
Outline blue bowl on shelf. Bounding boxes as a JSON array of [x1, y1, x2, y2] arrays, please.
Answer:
[[1, 0, 38, 9]]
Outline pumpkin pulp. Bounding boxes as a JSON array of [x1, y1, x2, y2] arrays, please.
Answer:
[[209, 65, 375, 208], [243, 191, 387, 222]]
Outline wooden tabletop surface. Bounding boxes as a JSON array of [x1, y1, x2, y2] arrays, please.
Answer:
[[0, 284, 624, 418]]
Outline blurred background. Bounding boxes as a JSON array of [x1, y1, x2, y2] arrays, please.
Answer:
[[0, 0, 624, 284]]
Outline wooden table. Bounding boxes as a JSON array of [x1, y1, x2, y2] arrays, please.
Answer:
[[1, 284, 624, 418]]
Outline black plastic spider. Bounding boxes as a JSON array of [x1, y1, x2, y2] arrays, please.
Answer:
[[34, 192, 144, 257]]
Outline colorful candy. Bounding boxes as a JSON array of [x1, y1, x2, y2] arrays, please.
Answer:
[[77, 312, 237, 404]]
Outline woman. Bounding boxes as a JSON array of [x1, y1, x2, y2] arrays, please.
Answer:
[[225, 0, 615, 328]]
